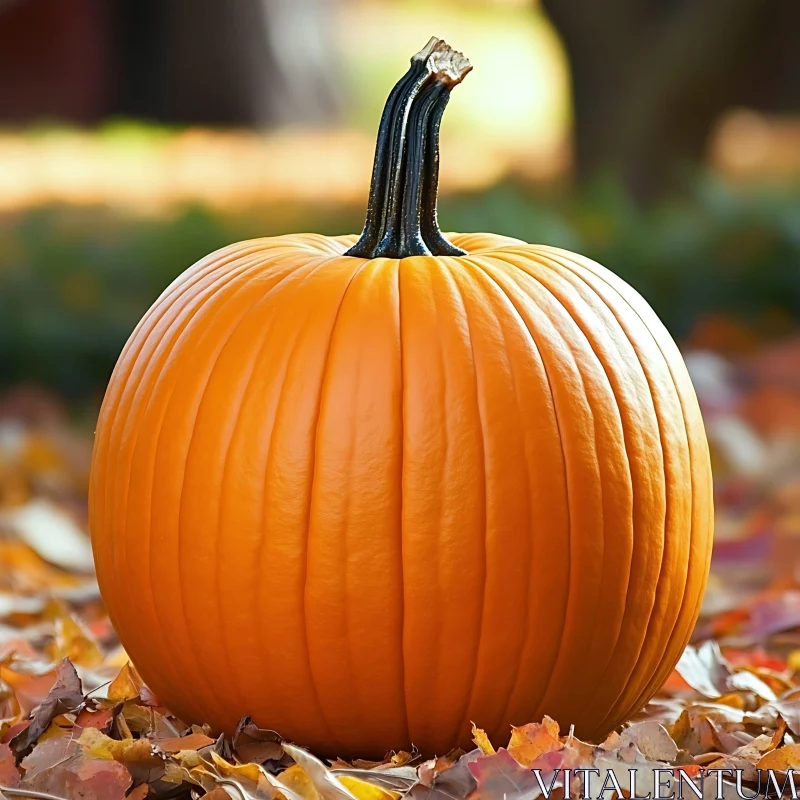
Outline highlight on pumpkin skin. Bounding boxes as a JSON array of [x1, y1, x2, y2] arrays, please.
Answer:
[[345, 38, 472, 260]]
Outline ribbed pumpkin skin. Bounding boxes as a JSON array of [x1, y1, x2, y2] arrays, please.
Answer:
[[89, 232, 713, 759]]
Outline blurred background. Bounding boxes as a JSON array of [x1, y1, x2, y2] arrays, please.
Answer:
[[1, 0, 800, 659]]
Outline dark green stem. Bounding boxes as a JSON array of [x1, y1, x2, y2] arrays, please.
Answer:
[[420, 87, 465, 257], [345, 38, 471, 259]]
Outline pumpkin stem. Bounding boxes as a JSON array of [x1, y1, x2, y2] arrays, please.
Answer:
[[345, 38, 471, 259]]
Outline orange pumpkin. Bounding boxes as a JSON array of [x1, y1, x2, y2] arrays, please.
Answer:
[[89, 39, 713, 758]]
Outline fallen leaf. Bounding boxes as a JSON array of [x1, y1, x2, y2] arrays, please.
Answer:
[[233, 715, 285, 765], [108, 662, 143, 703], [155, 733, 214, 753], [46, 604, 104, 668], [20, 734, 133, 800], [676, 642, 776, 702], [594, 742, 675, 800], [282, 743, 357, 800], [9, 658, 83, 757], [204, 790, 235, 800], [507, 717, 563, 767], [278, 762, 319, 800], [621, 721, 679, 762], [467, 749, 544, 800], [2, 499, 95, 573], [471, 724, 495, 756], [338, 774, 401, 800], [757, 743, 800, 770], [407, 753, 477, 800], [74, 706, 115, 733], [78, 726, 158, 765], [0, 742, 20, 787], [677, 642, 731, 698], [331, 766, 418, 793]]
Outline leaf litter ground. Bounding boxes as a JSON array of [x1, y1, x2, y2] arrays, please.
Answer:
[[2, 331, 800, 800]]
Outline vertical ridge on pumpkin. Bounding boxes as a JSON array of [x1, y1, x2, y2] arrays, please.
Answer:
[[497, 255, 641, 719], [118, 250, 273, 722], [113, 254, 269, 719], [395, 257, 411, 748], [448, 255, 542, 741], [515, 266, 633, 728], [213, 254, 347, 731], [537, 252, 687, 734], [540, 247, 709, 733], [154, 254, 312, 721], [398, 256, 486, 752], [436, 259, 490, 749], [495, 266, 608, 728], [513, 250, 670, 725], [304, 257, 409, 752], [250, 254, 362, 750], [563, 252, 707, 726], [462, 254, 570, 736]]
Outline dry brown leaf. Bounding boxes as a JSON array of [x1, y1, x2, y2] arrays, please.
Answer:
[[233, 715, 285, 765], [467, 748, 545, 800], [620, 721, 679, 762], [9, 658, 83, 757]]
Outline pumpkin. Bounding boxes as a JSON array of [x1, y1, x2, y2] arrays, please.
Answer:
[[89, 38, 713, 759]]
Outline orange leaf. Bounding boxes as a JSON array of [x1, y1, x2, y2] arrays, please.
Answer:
[[758, 744, 800, 771], [507, 716, 563, 767], [156, 733, 215, 753]]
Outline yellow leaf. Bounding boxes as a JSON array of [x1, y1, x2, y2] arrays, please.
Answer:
[[174, 749, 204, 770], [758, 744, 800, 771], [508, 716, 564, 767], [788, 650, 800, 673], [338, 775, 401, 800], [162, 760, 187, 785], [210, 750, 267, 783], [715, 692, 747, 710], [55, 614, 104, 668], [78, 726, 157, 764], [109, 662, 144, 703], [471, 723, 495, 755], [279, 763, 320, 800], [38, 718, 71, 742]]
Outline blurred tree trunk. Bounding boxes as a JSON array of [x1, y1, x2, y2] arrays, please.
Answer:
[[542, 0, 800, 201], [160, 0, 342, 126]]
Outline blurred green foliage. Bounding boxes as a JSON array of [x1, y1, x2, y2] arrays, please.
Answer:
[[1, 173, 798, 400]]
